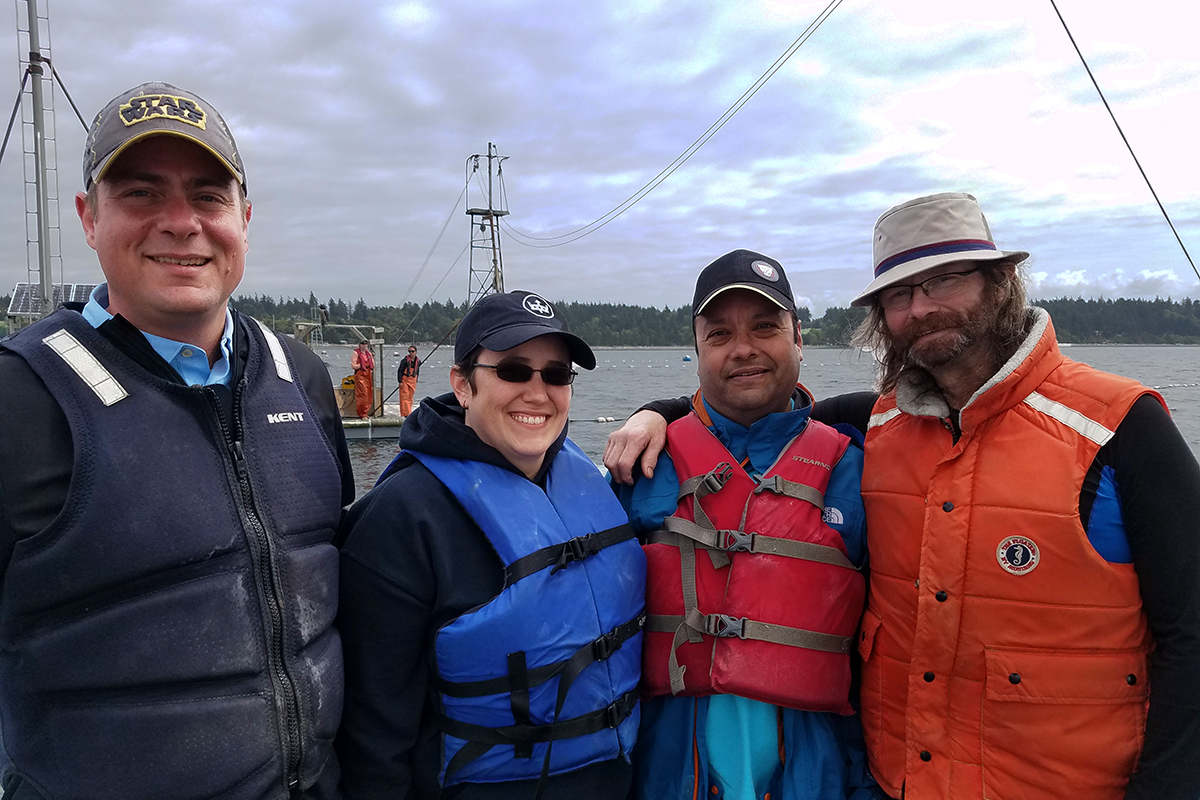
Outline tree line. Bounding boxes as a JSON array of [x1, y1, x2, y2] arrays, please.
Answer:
[[8, 293, 1200, 345]]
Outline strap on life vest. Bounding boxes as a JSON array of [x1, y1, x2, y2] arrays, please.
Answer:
[[438, 686, 639, 782], [432, 519, 640, 780], [647, 439, 858, 696], [503, 522, 636, 586]]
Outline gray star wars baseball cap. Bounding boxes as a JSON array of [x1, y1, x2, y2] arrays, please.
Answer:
[[82, 81, 246, 192]]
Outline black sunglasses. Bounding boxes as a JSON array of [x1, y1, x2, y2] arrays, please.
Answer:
[[472, 362, 577, 386]]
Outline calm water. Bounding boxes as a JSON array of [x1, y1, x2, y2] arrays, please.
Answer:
[[336, 344, 1200, 499]]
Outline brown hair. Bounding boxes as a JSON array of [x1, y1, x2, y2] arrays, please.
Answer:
[[453, 344, 484, 392], [850, 261, 1030, 395]]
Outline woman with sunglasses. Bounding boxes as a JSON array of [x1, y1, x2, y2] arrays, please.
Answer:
[[336, 291, 646, 800]]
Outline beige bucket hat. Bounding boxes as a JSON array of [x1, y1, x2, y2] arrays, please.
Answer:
[[851, 192, 1028, 306]]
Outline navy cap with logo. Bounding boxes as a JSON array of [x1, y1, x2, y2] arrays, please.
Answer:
[[692, 249, 796, 317], [83, 81, 246, 192], [455, 291, 596, 370]]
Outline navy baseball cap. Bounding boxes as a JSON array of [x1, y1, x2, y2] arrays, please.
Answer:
[[692, 249, 797, 317], [455, 291, 596, 370]]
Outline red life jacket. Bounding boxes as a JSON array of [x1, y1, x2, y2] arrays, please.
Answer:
[[642, 410, 865, 715]]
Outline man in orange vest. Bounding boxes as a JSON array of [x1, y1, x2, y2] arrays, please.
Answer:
[[605, 194, 1200, 800], [351, 339, 375, 418]]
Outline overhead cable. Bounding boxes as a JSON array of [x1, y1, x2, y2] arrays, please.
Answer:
[[396, 178, 470, 308], [502, 0, 844, 249], [395, 242, 471, 342], [1050, 0, 1197, 281]]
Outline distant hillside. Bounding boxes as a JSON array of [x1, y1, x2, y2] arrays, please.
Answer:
[[8, 293, 1200, 345], [229, 294, 1200, 346]]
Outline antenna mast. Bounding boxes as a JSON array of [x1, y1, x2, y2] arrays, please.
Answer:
[[16, 0, 62, 319], [465, 143, 508, 307]]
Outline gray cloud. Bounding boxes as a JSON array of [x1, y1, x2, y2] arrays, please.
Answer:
[[2, 0, 1197, 320]]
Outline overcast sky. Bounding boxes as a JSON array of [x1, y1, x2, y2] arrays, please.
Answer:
[[1, 0, 1197, 315]]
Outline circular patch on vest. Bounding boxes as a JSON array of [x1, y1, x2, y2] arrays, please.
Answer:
[[996, 536, 1040, 575]]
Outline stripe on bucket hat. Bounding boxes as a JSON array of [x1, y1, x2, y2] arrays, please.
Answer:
[[875, 239, 998, 277]]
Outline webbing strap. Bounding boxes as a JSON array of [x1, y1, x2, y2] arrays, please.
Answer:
[[436, 686, 639, 776], [508, 652, 534, 759], [753, 473, 824, 509], [503, 523, 636, 586], [676, 462, 733, 533], [650, 516, 857, 570], [648, 610, 853, 695], [678, 537, 704, 645], [434, 614, 645, 698]]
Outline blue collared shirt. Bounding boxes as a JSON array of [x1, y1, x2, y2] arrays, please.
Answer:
[[82, 284, 234, 387]]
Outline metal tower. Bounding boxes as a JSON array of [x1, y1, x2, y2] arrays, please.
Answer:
[[15, 0, 63, 320], [465, 143, 508, 307]]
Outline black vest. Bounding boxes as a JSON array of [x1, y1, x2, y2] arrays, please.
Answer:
[[0, 310, 344, 799]]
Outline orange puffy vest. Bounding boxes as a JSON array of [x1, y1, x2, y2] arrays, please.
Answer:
[[642, 411, 865, 714], [859, 315, 1158, 800]]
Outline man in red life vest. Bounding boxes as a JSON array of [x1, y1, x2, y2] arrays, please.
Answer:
[[606, 193, 1200, 800], [611, 250, 884, 800], [351, 339, 375, 418]]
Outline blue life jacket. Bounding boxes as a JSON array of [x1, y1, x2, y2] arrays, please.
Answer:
[[0, 310, 344, 799], [412, 440, 645, 787]]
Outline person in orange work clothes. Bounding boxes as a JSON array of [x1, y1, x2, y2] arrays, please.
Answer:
[[352, 339, 376, 418]]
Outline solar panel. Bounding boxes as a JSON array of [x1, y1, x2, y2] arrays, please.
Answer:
[[7, 283, 98, 315], [8, 283, 35, 314], [67, 284, 96, 303]]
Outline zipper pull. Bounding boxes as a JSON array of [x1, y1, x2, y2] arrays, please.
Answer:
[[232, 440, 248, 477]]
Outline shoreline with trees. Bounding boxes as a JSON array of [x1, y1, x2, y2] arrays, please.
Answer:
[[7, 294, 1200, 345]]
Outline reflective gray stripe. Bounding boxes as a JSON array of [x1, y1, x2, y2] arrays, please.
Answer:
[[42, 329, 128, 406], [252, 318, 293, 383], [868, 407, 901, 430], [1023, 391, 1114, 446]]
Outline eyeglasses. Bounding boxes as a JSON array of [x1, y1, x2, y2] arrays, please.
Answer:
[[877, 268, 981, 311], [472, 362, 578, 386]]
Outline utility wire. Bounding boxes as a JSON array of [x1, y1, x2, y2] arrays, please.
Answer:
[[1050, 0, 1197, 281], [396, 178, 470, 308], [501, 0, 844, 248], [395, 242, 470, 342]]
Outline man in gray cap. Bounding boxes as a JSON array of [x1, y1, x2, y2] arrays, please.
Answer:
[[0, 82, 353, 798], [605, 193, 1200, 800]]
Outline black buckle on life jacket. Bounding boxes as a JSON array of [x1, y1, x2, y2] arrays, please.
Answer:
[[592, 629, 620, 661], [704, 614, 747, 639], [702, 462, 734, 494], [753, 474, 785, 495], [603, 692, 636, 729], [551, 533, 597, 574], [718, 529, 753, 552]]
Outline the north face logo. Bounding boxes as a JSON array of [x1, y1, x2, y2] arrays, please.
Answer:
[[120, 94, 207, 130], [267, 412, 305, 424], [822, 507, 844, 525]]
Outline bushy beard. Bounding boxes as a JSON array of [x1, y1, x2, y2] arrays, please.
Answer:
[[893, 290, 1001, 372]]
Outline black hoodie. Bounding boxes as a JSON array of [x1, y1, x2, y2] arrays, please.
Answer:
[[335, 393, 634, 800]]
